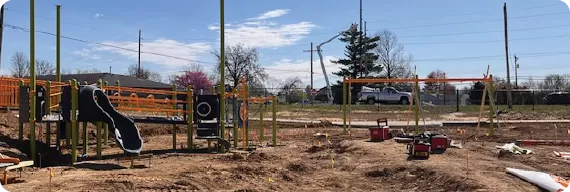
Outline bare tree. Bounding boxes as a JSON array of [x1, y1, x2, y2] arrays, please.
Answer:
[[10, 52, 29, 78], [265, 77, 282, 95], [539, 74, 570, 91], [75, 68, 102, 74], [280, 76, 305, 103], [126, 64, 162, 82], [35, 60, 56, 76], [520, 77, 538, 89], [212, 44, 267, 89], [373, 30, 413, 82], [166, 74, 178, 85], [62, 68, 73, 75], [148, 73, 162, 82], [183, 63, 205, 73]]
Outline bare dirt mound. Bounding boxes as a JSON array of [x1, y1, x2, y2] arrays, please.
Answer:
[[365, 166, 484, 191], [286, 162, 315, 173], [305, 140, 368, 156], [221, 152, 279, 162]]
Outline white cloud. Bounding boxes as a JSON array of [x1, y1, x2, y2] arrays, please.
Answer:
[[208, 10, 316, 49], [92, 38, 212, 68], [94, 13, 104, 18], [263, 56, 342, 89], [72, 48, 102, 60], [247, 9, 290, 20], [0, 67, 8, 76]]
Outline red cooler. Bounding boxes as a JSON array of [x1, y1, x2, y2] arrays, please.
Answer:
[[369, 118, 391, 142]]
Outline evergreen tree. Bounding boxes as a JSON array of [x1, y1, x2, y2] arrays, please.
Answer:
[[332, 26, 381, 79]]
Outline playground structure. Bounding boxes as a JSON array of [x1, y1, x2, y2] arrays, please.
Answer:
[[0, 76, 279, 166], [341, 73, 498, 135]]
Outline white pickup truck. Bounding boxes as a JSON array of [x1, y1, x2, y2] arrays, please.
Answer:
[[357, 86, 412, 105]]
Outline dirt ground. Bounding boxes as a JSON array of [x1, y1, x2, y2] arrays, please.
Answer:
[[1, 111, 570, 191], [266, 107, 570, 122]]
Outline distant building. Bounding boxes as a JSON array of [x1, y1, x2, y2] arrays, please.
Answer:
[[36, 73, 172, 90]]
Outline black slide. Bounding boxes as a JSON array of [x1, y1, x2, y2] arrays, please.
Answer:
[[79, 85, 143, 155]]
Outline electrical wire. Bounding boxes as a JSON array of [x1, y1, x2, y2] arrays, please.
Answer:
[[367, 3, 561, 24], [3, 22, 216, 64], [370, 11, 569, 31]]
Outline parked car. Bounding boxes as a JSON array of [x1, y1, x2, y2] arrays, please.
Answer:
[[543, 92, 570, 105], [357, 86, 412, 105]]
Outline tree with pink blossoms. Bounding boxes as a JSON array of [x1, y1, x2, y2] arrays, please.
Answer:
[[174, 64, 213, 92]]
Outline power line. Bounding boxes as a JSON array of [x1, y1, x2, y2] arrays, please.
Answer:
[[6, 5, 567, 46], [414, 52, 570, 62], [367, 3, 560, 24], [404, 33, 570, 45], [398, 24, 570, 39], [4, 7, 139, 39], [3, 22, 215, 64], [369, 11, 569, 31]]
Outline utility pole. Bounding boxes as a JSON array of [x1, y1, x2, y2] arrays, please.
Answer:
[[138, 30, 141, 78], [358, 0, 364, 78], [0, 5, 4, 69], [109, 66, 112, 73], [303, 43, 316, 104], [503, 3, 513, 109], [514, 55, 519, 87]]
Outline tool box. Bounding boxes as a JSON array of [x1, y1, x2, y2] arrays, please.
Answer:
[[429, 134, 449, 154], [407, 135, 431, 159], [369, 118, 392, 142]]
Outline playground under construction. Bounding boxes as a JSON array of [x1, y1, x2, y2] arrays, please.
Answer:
[[0, 72, 569, 191], [0, 0, 569, 191]]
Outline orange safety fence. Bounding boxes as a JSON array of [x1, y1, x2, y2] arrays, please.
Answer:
[[0, 77, 69, 109], [102, 85, 185, 95], [0, 79, 20, 108], [1, 77, 193, 116], [106, 91, 189, 117]]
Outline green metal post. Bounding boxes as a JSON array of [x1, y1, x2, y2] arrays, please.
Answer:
[[489, 75, 495, 136], [55, 5, 61, 83], [187, 86, 193, 152], [66, 80, 71, 148], [414, 75, 420, 134], [342, 78, 347, 133], [95, 80, 102, 159], [219, 0, 226, 153], [243, 82, 249, 146], [82, 77, 87, 157], [259, 101, 264, 142], [103, 81, 109, 145], [272, 96, 277, 147], [29, 0, 37, 165], [55, 5, 61, 152], [233, 95, 238, 148], [71, 79, 78, 163], [18, 81, 24, 142], [45, 81, 51, 147], [172, 84, 177, 150], [115, 81, 120, 108], [82, 78, 88, 154]]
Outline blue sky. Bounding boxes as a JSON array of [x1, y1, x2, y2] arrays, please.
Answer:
[[0, 0, 569, 90]]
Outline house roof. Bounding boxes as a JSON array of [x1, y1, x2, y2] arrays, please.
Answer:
[[36, 73, 172, 89]]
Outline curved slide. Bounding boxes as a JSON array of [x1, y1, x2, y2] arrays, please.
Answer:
[[80, 85, 143, 155]]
